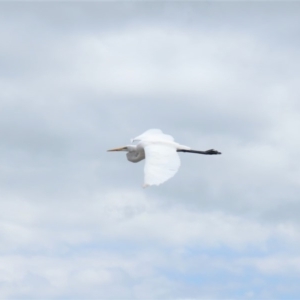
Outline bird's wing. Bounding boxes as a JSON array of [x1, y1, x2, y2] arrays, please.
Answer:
[[131, 129, 174, 143], [143, 143, 180, 187]]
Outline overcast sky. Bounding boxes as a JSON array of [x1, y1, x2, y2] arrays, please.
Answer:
[[1, 2, 300, 299]]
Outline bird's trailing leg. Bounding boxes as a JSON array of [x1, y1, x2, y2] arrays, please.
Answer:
[[177, 149, 221, 155], [203, 149, 222, 155]]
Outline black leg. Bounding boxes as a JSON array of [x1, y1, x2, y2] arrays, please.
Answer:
[[204, 149, 222, 155], [177, 149, 221, 155]]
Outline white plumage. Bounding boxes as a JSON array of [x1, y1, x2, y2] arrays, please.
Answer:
[[143, 143, 181, 188], [108, 129, 221, 187]]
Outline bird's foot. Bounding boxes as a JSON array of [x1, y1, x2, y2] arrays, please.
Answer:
[[205, 149, 221, 155]]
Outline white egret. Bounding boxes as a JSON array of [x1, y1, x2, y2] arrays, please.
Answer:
[[108, 129, 221, 188]]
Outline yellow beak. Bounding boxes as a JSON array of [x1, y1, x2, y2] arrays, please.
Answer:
[[107, 146, 127, 152]]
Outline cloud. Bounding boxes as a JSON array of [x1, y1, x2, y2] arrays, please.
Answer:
[[1, 2, 300, 299], [1, 189, 300, 298]]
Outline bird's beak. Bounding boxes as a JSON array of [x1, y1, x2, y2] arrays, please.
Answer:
[[107, 146, 127, 152]]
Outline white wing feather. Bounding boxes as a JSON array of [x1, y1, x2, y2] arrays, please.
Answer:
[[143, 144, 180, 187], [132, 129, 174, 143]]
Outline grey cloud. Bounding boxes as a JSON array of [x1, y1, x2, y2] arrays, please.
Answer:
[[1, 2, 300, 216], [1, 2, 300, 299]]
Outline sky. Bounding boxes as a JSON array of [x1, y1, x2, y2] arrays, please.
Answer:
[[1, 1, 300, 299]]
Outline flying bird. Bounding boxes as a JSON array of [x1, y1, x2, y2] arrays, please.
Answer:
[[108, 129, 221, 188]]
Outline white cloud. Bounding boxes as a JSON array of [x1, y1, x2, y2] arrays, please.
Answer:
[[1, 2, 300, 299], [239, 255, 300, 275], [1, 188, 300, 256]]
